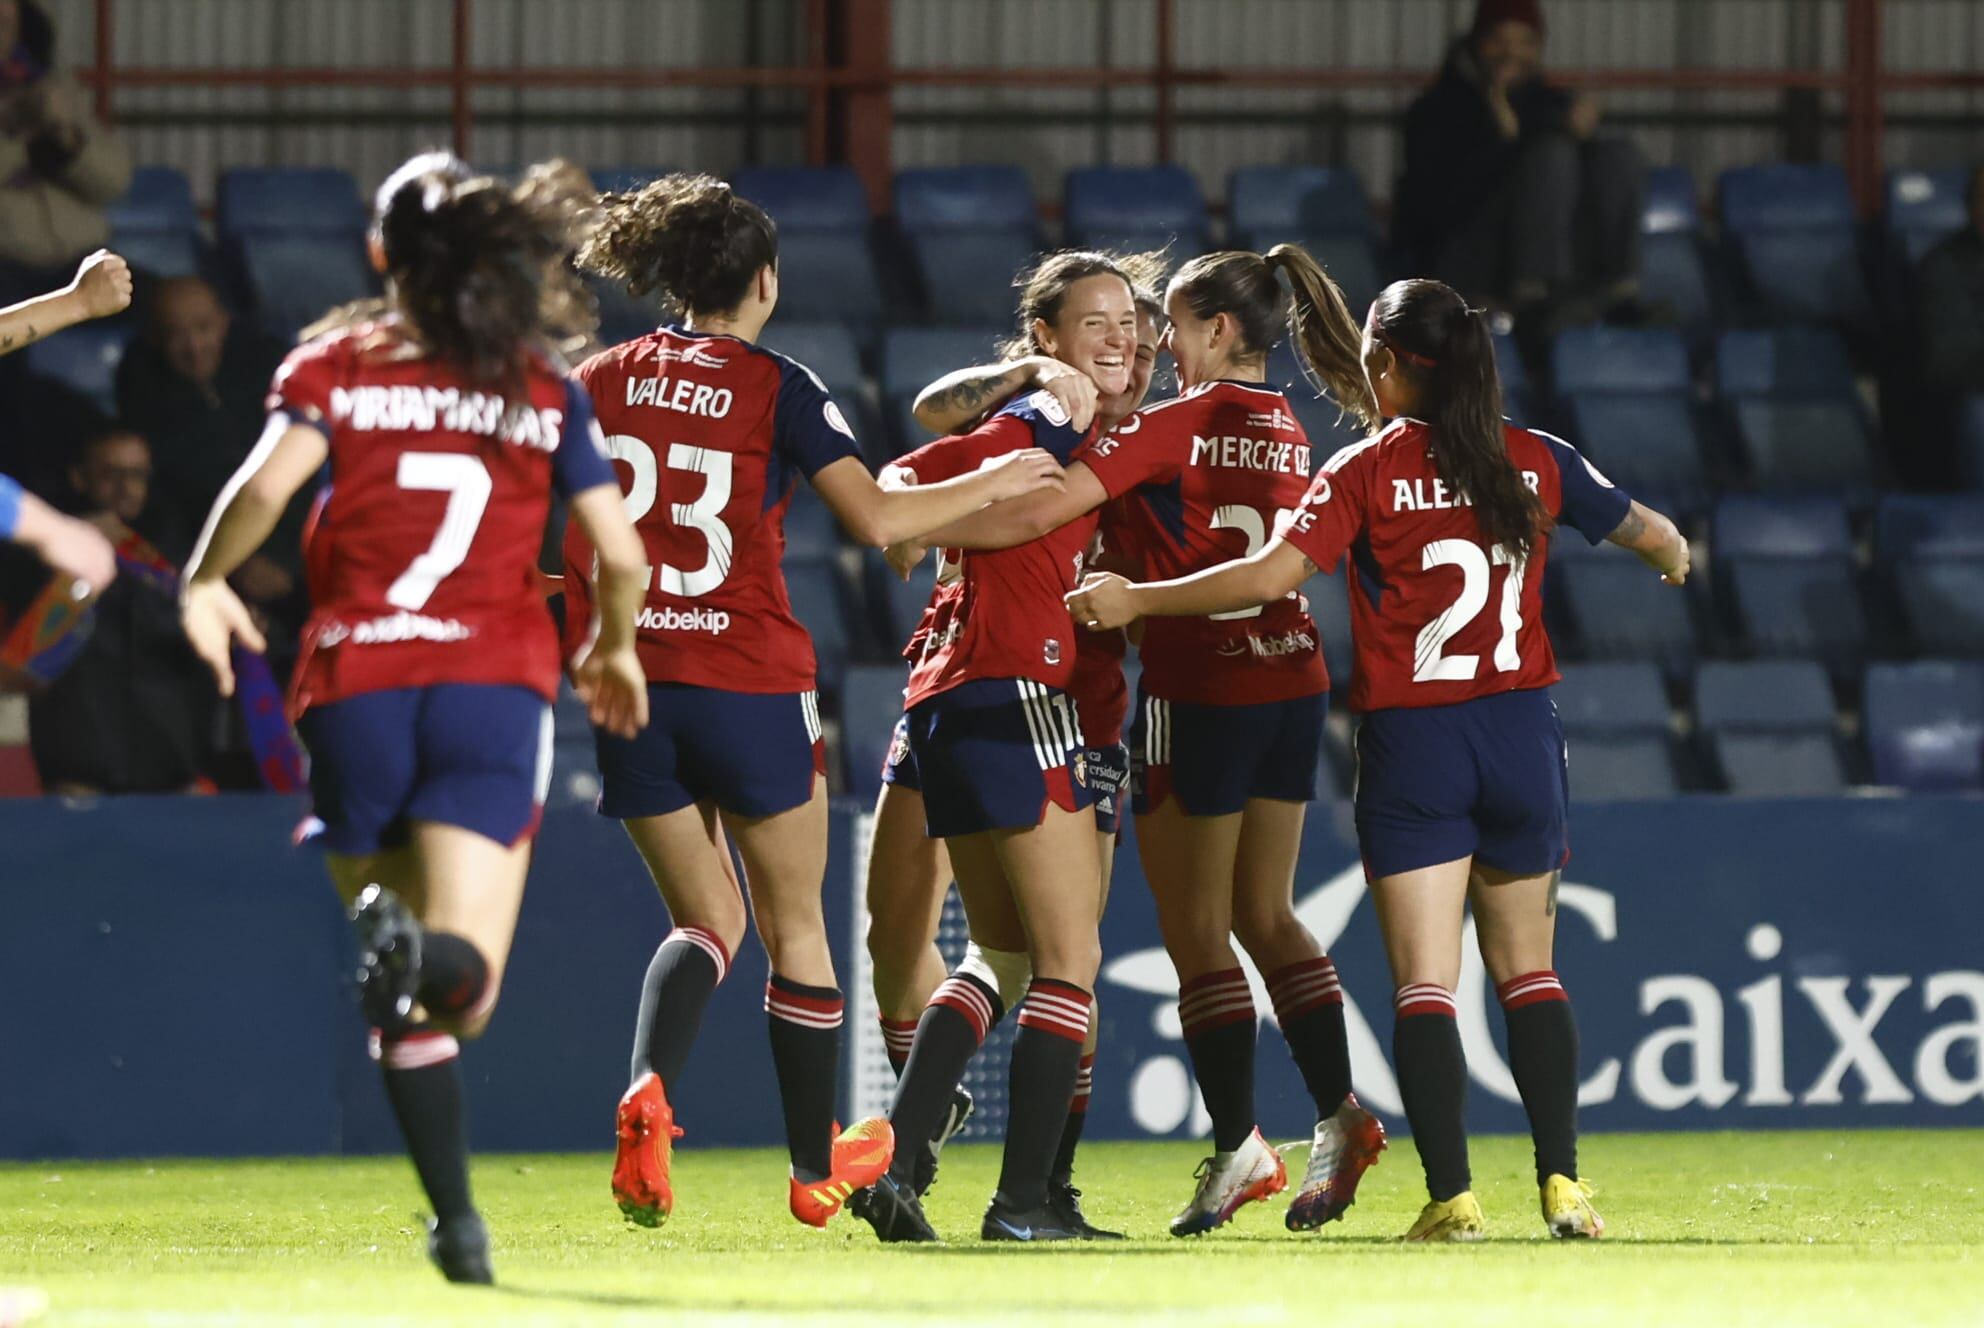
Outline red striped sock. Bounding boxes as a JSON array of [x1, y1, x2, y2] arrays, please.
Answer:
[[879, 1016, 918, 1074], [1001, 981, 1093, 1207], [1496, 970, 1569, 1010], [766, 975, 843, 1179], [1178, 967, 1255, 1038], [1268, 956, 1350, 1120], [1070, 1052, 1096, 1114], [1266, 956, 1343, 1023], [1394, 981, 1458, 1019], [930, 971, 1001, 1043], [1015, 978, 1092, 1045], [1179, 968, 1257, 1153]]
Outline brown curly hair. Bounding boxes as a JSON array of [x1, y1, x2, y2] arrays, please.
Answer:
[[579, 172, 778, 318]]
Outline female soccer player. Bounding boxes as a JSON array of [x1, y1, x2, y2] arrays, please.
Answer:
[[895, 247, 1390, 1237], [861, 286, 1163, 1236], [852, 250, 1135, 1245], [1068, 277, 1691, 1242], [558, 174, 1065, 1233], [177, 156, 651, 1283]]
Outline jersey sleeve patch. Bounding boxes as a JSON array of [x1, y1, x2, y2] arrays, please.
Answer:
[[772, 355, 864, 479], [267, 338, 340, 426], [553, 377, 620, 498], [1278, 448, 1366, 573], [998, 391, 1086, 462], [1533, 428, 1633, 545]]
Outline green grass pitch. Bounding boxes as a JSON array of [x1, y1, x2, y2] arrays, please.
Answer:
[[4, 1131, 1980, 1326]]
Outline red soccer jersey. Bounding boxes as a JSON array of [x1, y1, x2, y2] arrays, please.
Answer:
[[898, 390, 1098, 710], [561, 326, 863, 693], [272, 322, 617, 718], [1081, 380, 1328, 706], [1278, 418, 1632, 713]]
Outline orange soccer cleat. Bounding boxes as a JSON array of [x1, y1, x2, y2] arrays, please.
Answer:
[[789, 1117, 897, 1229], [612, 1072, 683, 1228]]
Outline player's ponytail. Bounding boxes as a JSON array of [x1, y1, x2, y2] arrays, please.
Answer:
[[1371, 279, 1548, 559], [580, 173, 778, 318], [1263, 244, 1382, 434], [376, 155, 568, 386]]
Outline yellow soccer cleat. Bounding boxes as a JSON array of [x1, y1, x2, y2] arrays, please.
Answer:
[[1402, 1190, 1485, 1243], [790, 1117, 897, 1229], [1541, 1174, 1605, 1239]]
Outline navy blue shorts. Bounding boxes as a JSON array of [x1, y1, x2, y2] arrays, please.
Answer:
[[880, 712, 920, 793], [596, 683, 825, 820], [1130, 688, 1325, 817], [1353, 687, 1570, 880], [298, 684, 552, 856], [1088, 741, 1131, 835], [906, 678, 1092, 839]]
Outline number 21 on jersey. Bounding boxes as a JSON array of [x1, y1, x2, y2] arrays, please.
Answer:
[[1414, 539, 1526, 683]]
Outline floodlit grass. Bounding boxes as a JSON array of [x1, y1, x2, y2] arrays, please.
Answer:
[[3, 1131, 1980, 1326]]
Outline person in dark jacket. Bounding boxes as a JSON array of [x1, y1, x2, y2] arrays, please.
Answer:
[[1918, 168, 1984, 395], [1396, 0, 1645, 323]]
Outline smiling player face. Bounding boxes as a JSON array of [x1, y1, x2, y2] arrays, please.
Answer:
[[1098, 304, 1163, 424], [1034, 274, 1135, 398]]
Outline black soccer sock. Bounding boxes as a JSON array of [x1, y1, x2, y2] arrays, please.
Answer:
[[887, 971, 1004, 1185], [1393, 984, 1471, 1202], [1266, 956, 1352, 1122], [996, 979, 1091, 1210], [630, 926, 731, 1091], [1050, 1052, 1095, 1184], [879, 1016, 918, 1077], [416, 932, 490, 1019], [765, 974, 845, 1181], [376, 1026, 475, 1222], [1498, 970, 1580, 1184], [1178, 968, 1258, 1153]]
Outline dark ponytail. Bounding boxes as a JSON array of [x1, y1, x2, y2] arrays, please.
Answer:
[[1263, 244, 1382, 434], [376, 155, 569, 386], [1371, 278, 1548, 558], [1170, 246, 1381, 435]]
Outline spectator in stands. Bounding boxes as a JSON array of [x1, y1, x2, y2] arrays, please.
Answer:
[[0, 0, 132, 294], [1395, 0, 1645, 328], [115, 275, 306, 644], [1918, 167, 1984, 394], [28, 424, 219, 794]]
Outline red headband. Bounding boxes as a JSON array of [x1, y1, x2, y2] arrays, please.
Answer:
[[1366, 309, 1439, 369]]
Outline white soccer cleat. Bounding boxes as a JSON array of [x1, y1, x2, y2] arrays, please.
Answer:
[[1168, 1127, 1288, 1237]]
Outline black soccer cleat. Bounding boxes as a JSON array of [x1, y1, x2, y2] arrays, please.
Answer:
[[1047, 1179, 1125, 1240], [851, 1171, 940, 1244], [980, 1191, 1086, 1243], [426, 1212, 493, 1285], [912, 1087, 976, 1196], [350, 884, 422, 1031]]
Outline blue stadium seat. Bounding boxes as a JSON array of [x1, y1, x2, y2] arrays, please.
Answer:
[[1567, 735, 1679, 801], [113, 228, 204, 280], [1885, 168, 1970, 266], [1553, 326, 1690, 396], [872, 554, 938, 653], [893, 167, 1044, 323], [1551, 662, 1668, 734], [546, 683, 603, 808], [1864, 660, 1984, 790], [1893, 563, 1984, 658], [107, 166, 197, 233], [1064, 165, 1210, 254], [1712, 495, 1851, 560], [1489, 330, 1535, 424], [1304, 571, 1354, 690], [1562, 396, 1709, 518], [1961, 397, 1984, 490], [1554, 558, 1698, 680], [841, 663, 909, 800], [591, 276, 658, 348], [732, 166, 870, 231], [216, 167, 368, 239], [1695, 660, 1846, 794], [783, 559, 855, 695], [1875, 494, 1984, 562], [1715, 327, 1855, 398], [1226, 167, 1384, 312], [733, 167, 882, 332], [759, 321, 865, 395], [782, 482, 842, 561], [1267, 341, 1368, 452], [233, 233, 379, 342], [23, 322, 134, 413], [1718, 164, 1875, 328], [1642, 166, 1700, 236], [880, 325, 1009, 453]]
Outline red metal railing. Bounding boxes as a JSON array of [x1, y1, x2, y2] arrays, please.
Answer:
[[81, 0, 1974, 214]]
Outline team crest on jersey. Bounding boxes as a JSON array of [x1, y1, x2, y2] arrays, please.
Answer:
[[824, 400, 855, 439], [1044, 638, 1062, 666], [1072, 748, 1088, 789], [654, 343, 729, 370], [887, 724, 911, 769], [1246, 408, 1298, 432]]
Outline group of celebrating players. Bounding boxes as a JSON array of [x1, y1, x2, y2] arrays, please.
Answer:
[[173, 149, 1690, 1283]]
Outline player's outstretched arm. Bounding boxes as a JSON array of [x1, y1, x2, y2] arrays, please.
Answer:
[[2, 477, 117, 595], [1067, 537, 1315, 630], [811, 450, 1065, 551], [1604, 499, 1690, 587], [565, 483, 650, 739], [179, 417, 328, 694], [0, 250, 133, 358], [913, 357, 1099, 436], [908, 459, 1110, 554]]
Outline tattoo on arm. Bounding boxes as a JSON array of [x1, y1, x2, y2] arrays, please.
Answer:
[[0, 322, 39, 354], [1545, 871, 1560, 916], [1301, 555, 1320, 577], [1607, 505, 1647, 546]]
